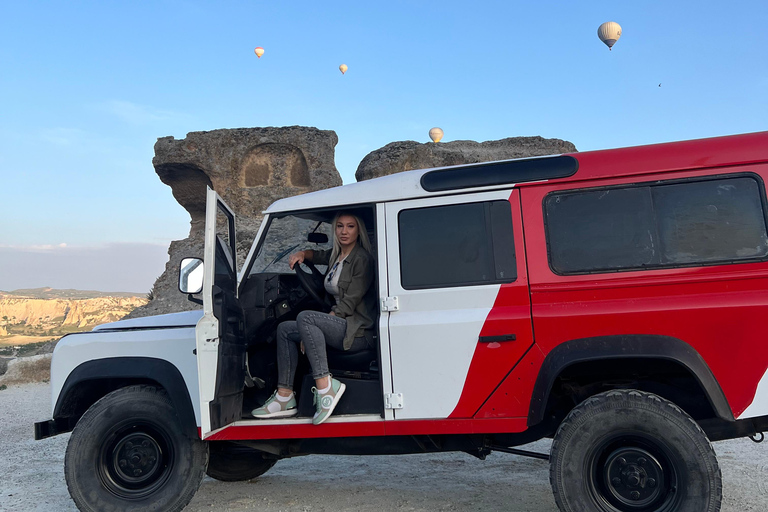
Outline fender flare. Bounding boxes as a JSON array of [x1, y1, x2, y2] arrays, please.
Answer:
[[55, 357, 198, 437], [527, 335, 733, 426]]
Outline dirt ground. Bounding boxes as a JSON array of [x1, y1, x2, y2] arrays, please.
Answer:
[[2, 382, 767, 512]]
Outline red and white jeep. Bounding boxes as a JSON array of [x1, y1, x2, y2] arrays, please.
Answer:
[[37, 132, 768, 512]]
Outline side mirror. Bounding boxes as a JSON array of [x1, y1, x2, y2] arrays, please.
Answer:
[[308, 232, 328, 244], [179, 257, 204, 294]]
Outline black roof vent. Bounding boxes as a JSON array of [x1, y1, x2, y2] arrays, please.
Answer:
[[420, 155, 578, 192]]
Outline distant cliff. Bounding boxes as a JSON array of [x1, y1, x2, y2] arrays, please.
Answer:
[[0, 289, 147, 336]]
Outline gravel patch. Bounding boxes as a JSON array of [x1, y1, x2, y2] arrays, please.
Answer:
[[2, 382, 766, 511]]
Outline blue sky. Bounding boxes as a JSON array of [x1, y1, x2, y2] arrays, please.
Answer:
[[1, 1, 766, 293]]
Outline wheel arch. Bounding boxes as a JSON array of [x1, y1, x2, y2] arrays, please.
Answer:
[[54, 357, 199, 438], [528, 335, 734, 427]]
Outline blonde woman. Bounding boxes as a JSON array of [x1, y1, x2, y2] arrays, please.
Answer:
[[252, 212, 377, 425]]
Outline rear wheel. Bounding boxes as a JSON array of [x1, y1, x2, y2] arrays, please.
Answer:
[[65, 385, 208, 512], [206, 441, 277, 481], [550, 389, 721, 512]]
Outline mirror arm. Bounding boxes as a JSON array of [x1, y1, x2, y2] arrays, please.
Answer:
[[187, 294, 203, 305]]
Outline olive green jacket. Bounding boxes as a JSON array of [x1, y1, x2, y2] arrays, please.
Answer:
[[315, 245, 377, 350]]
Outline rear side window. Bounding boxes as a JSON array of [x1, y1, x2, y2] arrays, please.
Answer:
[[399, 201, 516, 289], [545, 175, 768, 274]]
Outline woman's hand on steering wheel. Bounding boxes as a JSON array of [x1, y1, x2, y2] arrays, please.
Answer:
[[288, 250, 306, 270]]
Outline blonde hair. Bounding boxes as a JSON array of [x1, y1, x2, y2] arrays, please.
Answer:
[[329, 212, 372, 264]]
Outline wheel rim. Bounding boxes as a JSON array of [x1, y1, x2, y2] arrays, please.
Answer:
[[98, 421, 174, 500], [588, 434, 680, 512]]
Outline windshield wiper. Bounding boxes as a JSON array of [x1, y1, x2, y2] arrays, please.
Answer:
[[263, 243, 300, 271]]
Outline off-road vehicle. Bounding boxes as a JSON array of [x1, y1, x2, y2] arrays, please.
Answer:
[[37, 131, 768, 511]]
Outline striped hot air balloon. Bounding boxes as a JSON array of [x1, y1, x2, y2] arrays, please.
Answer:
[[597, 22, 622, 50]]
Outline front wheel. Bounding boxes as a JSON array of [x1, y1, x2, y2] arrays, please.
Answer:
[[65, 385, 208, 512], [550, 389, 722, 512]]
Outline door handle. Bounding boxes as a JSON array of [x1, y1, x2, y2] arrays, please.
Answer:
[[478, 334, 516, 343]]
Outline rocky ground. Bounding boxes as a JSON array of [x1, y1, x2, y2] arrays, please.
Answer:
[[1, 382, 767, 511]]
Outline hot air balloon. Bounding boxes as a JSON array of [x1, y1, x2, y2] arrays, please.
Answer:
[[254, 47, 265, 58], [597, 22, 622, 50], [339, 64, 348, 75], [429, 127, 444, 143]]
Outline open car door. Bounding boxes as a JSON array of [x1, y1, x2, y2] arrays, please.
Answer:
[[196, 186, 245, 437]]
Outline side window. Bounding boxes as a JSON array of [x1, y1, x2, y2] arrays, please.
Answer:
[[655, 178, 768, 264], [398, 200, 517, 289], [545, 187, 656, 272], [545, 175, 768, 274]]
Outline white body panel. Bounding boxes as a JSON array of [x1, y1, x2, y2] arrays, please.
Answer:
[[739, 368, 768, 419], [195, 315, 219, 435], [92, 310, 203, 331], [385, 286, 499, 419], [50, 327, 201, 424], [384, 190, 511, 419]]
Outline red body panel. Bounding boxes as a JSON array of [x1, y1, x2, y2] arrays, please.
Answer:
[[474, 343, 546, 419], [518, 163, 768, 419], [557, 131, 768, 184], [206, 421, 386, 441], [449, 191, 535, 418], [206, 417, 528, 441]]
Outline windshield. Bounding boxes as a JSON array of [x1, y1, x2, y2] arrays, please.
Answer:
[[250, 214, 333, 274]]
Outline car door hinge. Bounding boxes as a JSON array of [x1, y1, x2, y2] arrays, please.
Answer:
[[384, 393, 404, 409], [380, 296, 399, 312]]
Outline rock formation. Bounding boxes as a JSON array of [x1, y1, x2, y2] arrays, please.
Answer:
[[129, 128, 577, 319], [128, 126, 342, 318], [154, 126, 341, 239], [355, 136, 577, 181]]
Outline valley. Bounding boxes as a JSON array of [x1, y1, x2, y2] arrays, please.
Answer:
[[0, 288, 148, 354]]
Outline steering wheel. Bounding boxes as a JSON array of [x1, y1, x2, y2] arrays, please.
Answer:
[[294, 261, 331, 312]]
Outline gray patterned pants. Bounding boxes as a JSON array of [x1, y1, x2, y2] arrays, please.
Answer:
[[277, 310, 368, 390]]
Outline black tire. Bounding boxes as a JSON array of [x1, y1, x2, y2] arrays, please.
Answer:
[[206, 441, 278, 481], [550, 389, 722, 512], [64, 385, 208, 512]]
